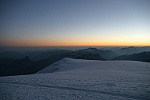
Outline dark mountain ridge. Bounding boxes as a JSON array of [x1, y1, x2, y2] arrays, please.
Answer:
[[0, 47, 150, 77], [67, 47, 118, 60], [113, 52, 150, 62]]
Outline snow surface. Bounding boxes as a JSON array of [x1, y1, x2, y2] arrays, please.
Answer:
[[0, 58, 150, 100]]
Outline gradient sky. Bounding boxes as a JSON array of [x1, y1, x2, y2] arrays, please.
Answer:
[[0, 0, 150, 46]]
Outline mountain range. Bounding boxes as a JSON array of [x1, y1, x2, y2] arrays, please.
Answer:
[[0, 47, 150, 76]]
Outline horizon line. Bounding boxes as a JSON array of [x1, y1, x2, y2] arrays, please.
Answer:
[[0, 45, 150, 47]]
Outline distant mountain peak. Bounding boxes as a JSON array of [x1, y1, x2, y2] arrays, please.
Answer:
[[24, 56, 30, 60], [121, 46, 136, 50], [84, 47, 98, 52], [17, 56, 31, 62], [87, 47, 97, 50]]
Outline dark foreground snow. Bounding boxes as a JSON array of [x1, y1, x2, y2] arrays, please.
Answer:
[[0, 58, 150, 100]]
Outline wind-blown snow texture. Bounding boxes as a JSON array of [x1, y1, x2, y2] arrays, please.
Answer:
[[0, 58, 150, 100]]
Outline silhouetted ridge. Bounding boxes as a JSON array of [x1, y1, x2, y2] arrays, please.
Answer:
[[117, 46, 141, 55], [67, 48, 105, 60], [0, 47, 150, 77], [14, 56, 31, 64], [113, 52, 150, 62]]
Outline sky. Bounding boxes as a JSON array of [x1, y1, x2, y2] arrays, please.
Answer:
[[0, 0, 150, 47]]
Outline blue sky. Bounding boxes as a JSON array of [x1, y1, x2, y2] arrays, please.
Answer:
[[0, 0, 150, 46]]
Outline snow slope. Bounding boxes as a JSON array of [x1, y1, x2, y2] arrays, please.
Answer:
[[0, 58, 150, 100]]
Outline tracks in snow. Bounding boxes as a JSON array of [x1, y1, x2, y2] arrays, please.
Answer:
[[1, 81, 149, 100]]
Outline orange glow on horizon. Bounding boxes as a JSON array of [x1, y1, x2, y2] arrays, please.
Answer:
[[0, 40, 150, 47], [1, 33, 150, 47]]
